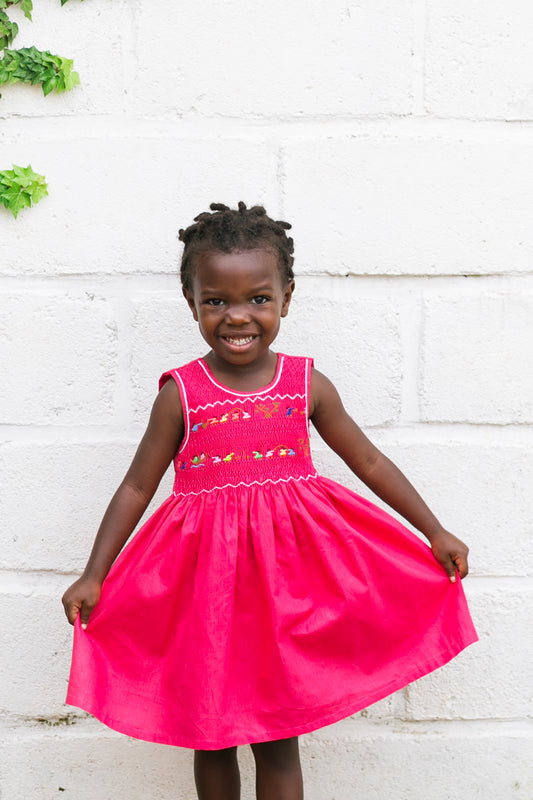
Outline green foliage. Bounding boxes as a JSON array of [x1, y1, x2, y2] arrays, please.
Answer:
[[0, 0, 33, 22], [0, 9, 18, 48], [0, 46, 79, 94], [0, 1, 85, 218], [0, 164, 48, 217]]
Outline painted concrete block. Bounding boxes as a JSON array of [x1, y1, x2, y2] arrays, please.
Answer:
[[0, 136, 278, 275], [403, 584, 533, 721], [0, 294, 117, 424], [132, 0, 413, 118], [0, 442, 174, 573], [0, 724, 196, 800], [0, 588, 74, 718], [421, 293, 533, 424], [283, 136, 533, 275], [303, 722, 533, 800], [2, 720, 531, 800], [129, 293, 204, 423], [379, 441, 533, 577], [425, 0, 533, 120], [0, 0, 132, 118], [276, 278, 402, 426]]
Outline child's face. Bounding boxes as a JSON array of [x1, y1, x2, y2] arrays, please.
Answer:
[[184, 248, 294, 366]]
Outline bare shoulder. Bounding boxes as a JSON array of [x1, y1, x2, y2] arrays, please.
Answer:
[[309, 367, 345, 420], [150, 376, 184, 432]]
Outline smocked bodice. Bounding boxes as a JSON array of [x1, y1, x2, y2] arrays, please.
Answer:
[[159, 355, 317, 496]]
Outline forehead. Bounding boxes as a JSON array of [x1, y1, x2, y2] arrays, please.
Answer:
[[192, 249, 283, 290]]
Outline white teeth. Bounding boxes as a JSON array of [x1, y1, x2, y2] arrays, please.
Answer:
[[225, 336, 253, 345]]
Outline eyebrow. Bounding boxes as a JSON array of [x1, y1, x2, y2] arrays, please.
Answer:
[[199, 284, 276, 296]]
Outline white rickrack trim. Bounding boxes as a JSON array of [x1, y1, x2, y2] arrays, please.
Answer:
[[189, 393, 306, 414], [172, 471, 318, 498]]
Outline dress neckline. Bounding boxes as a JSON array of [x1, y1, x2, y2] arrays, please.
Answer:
[[198, 354, 284, 396]]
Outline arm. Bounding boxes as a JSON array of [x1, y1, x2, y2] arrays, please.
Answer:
[[62, 378, 184, 627], [309, 369, 469, 581]]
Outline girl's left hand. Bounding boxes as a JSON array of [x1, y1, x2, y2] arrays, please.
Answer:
[[430, 529, 470, 582]]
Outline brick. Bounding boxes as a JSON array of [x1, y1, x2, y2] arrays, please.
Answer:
[[303, 722, 533, 800], [421, 293, 533, 423], [0, 724, 195, 799], [310, 438, 533, 576], [378, 442, 533, 577], [283, 137, 533, 275], [403, 584, 533, 721], [0, 442, 174, 573], [0, 0, 132, 118], [129, 293, 204, 423], [0, 137, 278, 275], [3, 720, 530, 800], [132, 0, 413, 118], [0, 588, 74, 718], [276, 279, 403, 425], [425, 0, 533, 120], [0, 294, 117, 424]]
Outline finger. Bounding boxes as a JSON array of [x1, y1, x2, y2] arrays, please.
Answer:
[[63, 600, 80, 626], [454, 555, 468, 579], [79, 602, 94, 631], [443, 558, 457, 583]]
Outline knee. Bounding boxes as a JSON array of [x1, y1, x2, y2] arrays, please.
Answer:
[[250, 737, 300, 771], [194, 746, 238, 764]]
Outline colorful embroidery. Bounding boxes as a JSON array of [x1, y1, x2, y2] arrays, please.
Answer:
[[190, 402, 304, 433], [177, 443, 299, 471]]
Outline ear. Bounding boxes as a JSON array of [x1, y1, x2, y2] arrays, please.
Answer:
[[280, 280, 295, 318], [183, 288, 199, 321]]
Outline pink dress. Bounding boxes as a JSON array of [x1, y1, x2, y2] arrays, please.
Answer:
[[66, 354, 477, 749]]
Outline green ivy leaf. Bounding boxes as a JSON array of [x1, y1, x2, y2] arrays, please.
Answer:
[[0, 10, 18, 49], [0, 163, 48, 217], [0, 47, 80, 94], [0, 1, 32, 22], [20, 0, 32, 19]]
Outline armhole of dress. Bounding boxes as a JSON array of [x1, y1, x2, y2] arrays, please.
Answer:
[[305, 357, 313, 432], [159, 370, 190, 454]]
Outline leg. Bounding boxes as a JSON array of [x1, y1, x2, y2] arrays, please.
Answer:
[[194, 746, 240, 800], [250, 737, 303, 800]]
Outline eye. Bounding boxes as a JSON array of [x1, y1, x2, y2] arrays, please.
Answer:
[[251, 295, 270, 305], [206, 298, 224, 306]]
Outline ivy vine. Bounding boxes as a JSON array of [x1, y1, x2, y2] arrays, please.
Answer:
[[0, 46, 79, 94], [0, 164, 48, 217], [1, 0, 82, 217]]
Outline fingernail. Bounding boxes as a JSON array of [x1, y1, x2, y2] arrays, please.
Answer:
[[450, 575, 456, 583], [81, 623, 87, 630]]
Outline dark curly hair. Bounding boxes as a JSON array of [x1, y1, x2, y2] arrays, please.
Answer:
[[178, 202, 295, 292]]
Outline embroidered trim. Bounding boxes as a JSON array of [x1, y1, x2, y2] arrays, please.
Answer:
[[172, 471, 319, 498], [190, 402, 305, 433], [178, 443, 299, 471], [189, 393, 306, 414]]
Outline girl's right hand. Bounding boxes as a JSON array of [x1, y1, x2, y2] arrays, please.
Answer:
[[62, 576, 102, 630]]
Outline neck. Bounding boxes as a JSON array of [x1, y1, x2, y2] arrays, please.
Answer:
[[203, 350, 278, 391]]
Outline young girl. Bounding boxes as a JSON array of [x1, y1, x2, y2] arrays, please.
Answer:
[[63, 202, 477, 800]]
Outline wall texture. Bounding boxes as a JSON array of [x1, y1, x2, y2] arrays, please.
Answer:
[[1, 1, 532, 798]]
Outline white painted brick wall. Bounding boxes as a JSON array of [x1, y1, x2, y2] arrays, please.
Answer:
[[1, 1, 532, 798]]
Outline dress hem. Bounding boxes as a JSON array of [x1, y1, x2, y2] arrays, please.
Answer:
[[65, 631, 478, 750]]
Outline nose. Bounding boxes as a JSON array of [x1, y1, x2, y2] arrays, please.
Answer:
[[225, 303, 251, 325]]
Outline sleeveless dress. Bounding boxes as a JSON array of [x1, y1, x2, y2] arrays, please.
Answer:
[[66, 354, 478, 749]]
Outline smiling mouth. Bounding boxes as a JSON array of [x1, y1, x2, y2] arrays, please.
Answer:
[[223, 336, 256, 346]]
